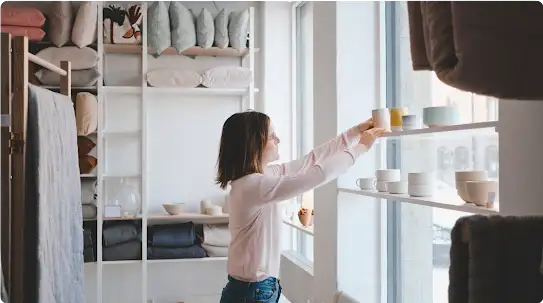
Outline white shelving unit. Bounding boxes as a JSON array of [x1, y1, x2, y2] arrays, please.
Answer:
[[84, 3, 259, 303]]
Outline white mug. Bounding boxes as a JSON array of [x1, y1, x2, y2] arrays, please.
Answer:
[[375, 169, 401, 181], [372, 108, 391, 130], [356, 177, 376, 190]]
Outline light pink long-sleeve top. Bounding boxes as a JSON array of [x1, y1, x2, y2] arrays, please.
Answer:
[[227, 127, 367, 282]]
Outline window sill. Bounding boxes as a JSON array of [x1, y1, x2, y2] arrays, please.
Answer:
[[283, 218, 314, 236], [281, 250, 314, 276]]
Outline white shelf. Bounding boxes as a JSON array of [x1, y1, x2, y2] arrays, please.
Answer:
[[283, 219, 314, 236], [147, 213, 229, 224], [147, 257, 227, 264], [146, 87, 259, 96], [102, 173, 141, 178], [102, 130, 141, 138], [381, 121, 498, 138], [338, 188, 498, 215], [102, 86, 142, 94], [104, 44, 259, 58], [80, 173, 97, 178]]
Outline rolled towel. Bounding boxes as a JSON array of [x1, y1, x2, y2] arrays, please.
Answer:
[[148, 222, 196, 248], [103, 223, 140, 247]]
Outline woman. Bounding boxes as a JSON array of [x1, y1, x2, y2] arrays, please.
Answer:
[[216, 111, 385, 302]]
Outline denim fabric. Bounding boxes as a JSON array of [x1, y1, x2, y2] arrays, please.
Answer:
[[220, 276, 282, 303]]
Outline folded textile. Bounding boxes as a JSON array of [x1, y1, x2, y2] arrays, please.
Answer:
[[103, 240, 142, 261], [449, 215, 543, 303], [103, 223, 140, 247], [202, 243, 228, 257], [82, 204, 97, 220], [148, 222, 196, 248], [202, 224, 230, 247], [148, 244, 206, 260], [83, 229, 93, 247], [84, 246, 95, 263]]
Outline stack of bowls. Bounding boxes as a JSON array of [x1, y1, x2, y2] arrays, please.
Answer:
[[455, 171, 488, 202], [408, 172, 435, 197], [455, 170, 497, 207], [375, 169, 400, 192]]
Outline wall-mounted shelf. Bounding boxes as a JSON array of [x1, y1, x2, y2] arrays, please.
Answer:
[[283, 219, 314, 236], [146, 87, 259, 96], [338, 188, 498, 215], [104, 44, 260, 58], [381, 121, 498, 138]]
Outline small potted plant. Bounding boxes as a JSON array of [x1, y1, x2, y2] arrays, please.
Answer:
[[298, 208, 312, 226]]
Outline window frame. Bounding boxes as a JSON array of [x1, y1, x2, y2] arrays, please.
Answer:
[[291, 0, 314, 262]]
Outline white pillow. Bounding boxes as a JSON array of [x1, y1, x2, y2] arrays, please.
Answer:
[[147, 69, 202, 88], [202, 66, 252, 89], [170, 2, 196, 54], [147, 1, 170, 56], [196, 8, 214, 49], [214, 9, 229, 49], [36, 47, 98, 70], [71, 1, 98, 48], [228, 9, 249, 50]]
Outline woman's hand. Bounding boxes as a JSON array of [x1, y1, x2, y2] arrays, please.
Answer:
[[359, 128, 387, 149], [356, 117, 374, 134]]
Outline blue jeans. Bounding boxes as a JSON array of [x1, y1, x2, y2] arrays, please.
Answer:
[[220, 275, 282, 303]]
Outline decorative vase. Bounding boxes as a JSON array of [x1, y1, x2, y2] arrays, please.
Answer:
[[298, 213, 312, 227], [111, 178, 141, 217]]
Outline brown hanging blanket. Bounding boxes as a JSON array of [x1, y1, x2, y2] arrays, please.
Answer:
[[449, 215, 543, 303], [407, 1, 543, 100]]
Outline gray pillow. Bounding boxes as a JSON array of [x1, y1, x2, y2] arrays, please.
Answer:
[[228, 9, 249, 50], [147, 1, 171, 56], [35, 67, 101, 87], [196, 8, 214, 49], [170, 2, 196, 54], [47, 2, 74, 47], [214, 9, 229, 49]]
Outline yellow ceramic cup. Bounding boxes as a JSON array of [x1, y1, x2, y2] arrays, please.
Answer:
[[390, 107, 408, 127]]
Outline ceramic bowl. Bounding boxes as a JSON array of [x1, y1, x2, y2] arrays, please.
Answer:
[[402, 115, 422, 129], [162, 203, 186, 215], [422, 106, 461, 127], [298, 213, 312, 226], [465, 181, 498, 207]]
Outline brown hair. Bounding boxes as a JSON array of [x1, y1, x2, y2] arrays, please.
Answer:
[[216, 111, 270, 189]]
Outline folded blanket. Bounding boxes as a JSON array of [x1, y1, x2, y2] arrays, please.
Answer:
[[148, 222, 196, 248], [148, 244, 206, 260], [103, 223, 140, 247], [202, 224, 230, 247], [84, 247, 95, 263], [83, 229, 93, 247], [449, 215, 543, 303], [103, 240, 142, 261], [202, 243, 228, 257]]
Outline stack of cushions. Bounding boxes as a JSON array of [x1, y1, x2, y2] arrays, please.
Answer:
[[147, 2, 250, 56], [34, 46, 100, 87], [147, 222, 206, 260], [146, 66, 252, 89], [103, 4, 143, 45], [103, 221, 142, 261], [201, 224, 230, 257], [78, 135, 97, 175], [81, 179, 97, 220], [1, 6, 46, 41], [47, 1, 97, 48]]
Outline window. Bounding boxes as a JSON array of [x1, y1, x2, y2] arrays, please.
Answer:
[[387, 2, 498, 302], [291, 1, 314, 262]]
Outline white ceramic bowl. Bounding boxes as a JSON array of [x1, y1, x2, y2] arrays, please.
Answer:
[[402, 115, 422, 129], [408, 172, 434, 185], [465, 181, 498, 207], [455, 170, 488, 181], [387, 181, 408, 194], [375, 169, 401, 181], [423, 106, 461, 127], [408, 184, 435, 197], [162, 203, 186, 215]]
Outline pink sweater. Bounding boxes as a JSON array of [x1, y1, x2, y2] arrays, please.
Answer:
[[227, 127, 367, 282]]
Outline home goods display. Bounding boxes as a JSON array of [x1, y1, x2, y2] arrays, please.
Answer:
[[375, 169, 400, 192], [455, 170, 497, 208], [201, 224, 229, 257], [407, 1, 543, 100], [298, 208, 312, 226], [103, 4, 142, 44], [35, 46, 99, 70], [372, 108, 391, 130], [72, 1, 98, 48], [35, 66, 101, 87], [148, 223, 206, 260], [201, 66, 253, 89], [102, 222, 142, 261], [162, 203, 185, 215], [214, 8, 229, 48], [205, 205, 223, 216], [169, 2, 196, 54], [146, 69, 202, 88], [78, 136, 97, 175], [47, 1, 74, 46], [407, 172, 435, 197], [423, 106, 461, 127], [449, 215, 543, 303], [196, 8, 214, 48], [147, 1, 171, 55], [389, 107, 408, 131], [228, 9, 249, 50], [75, 92, 98, 135]]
